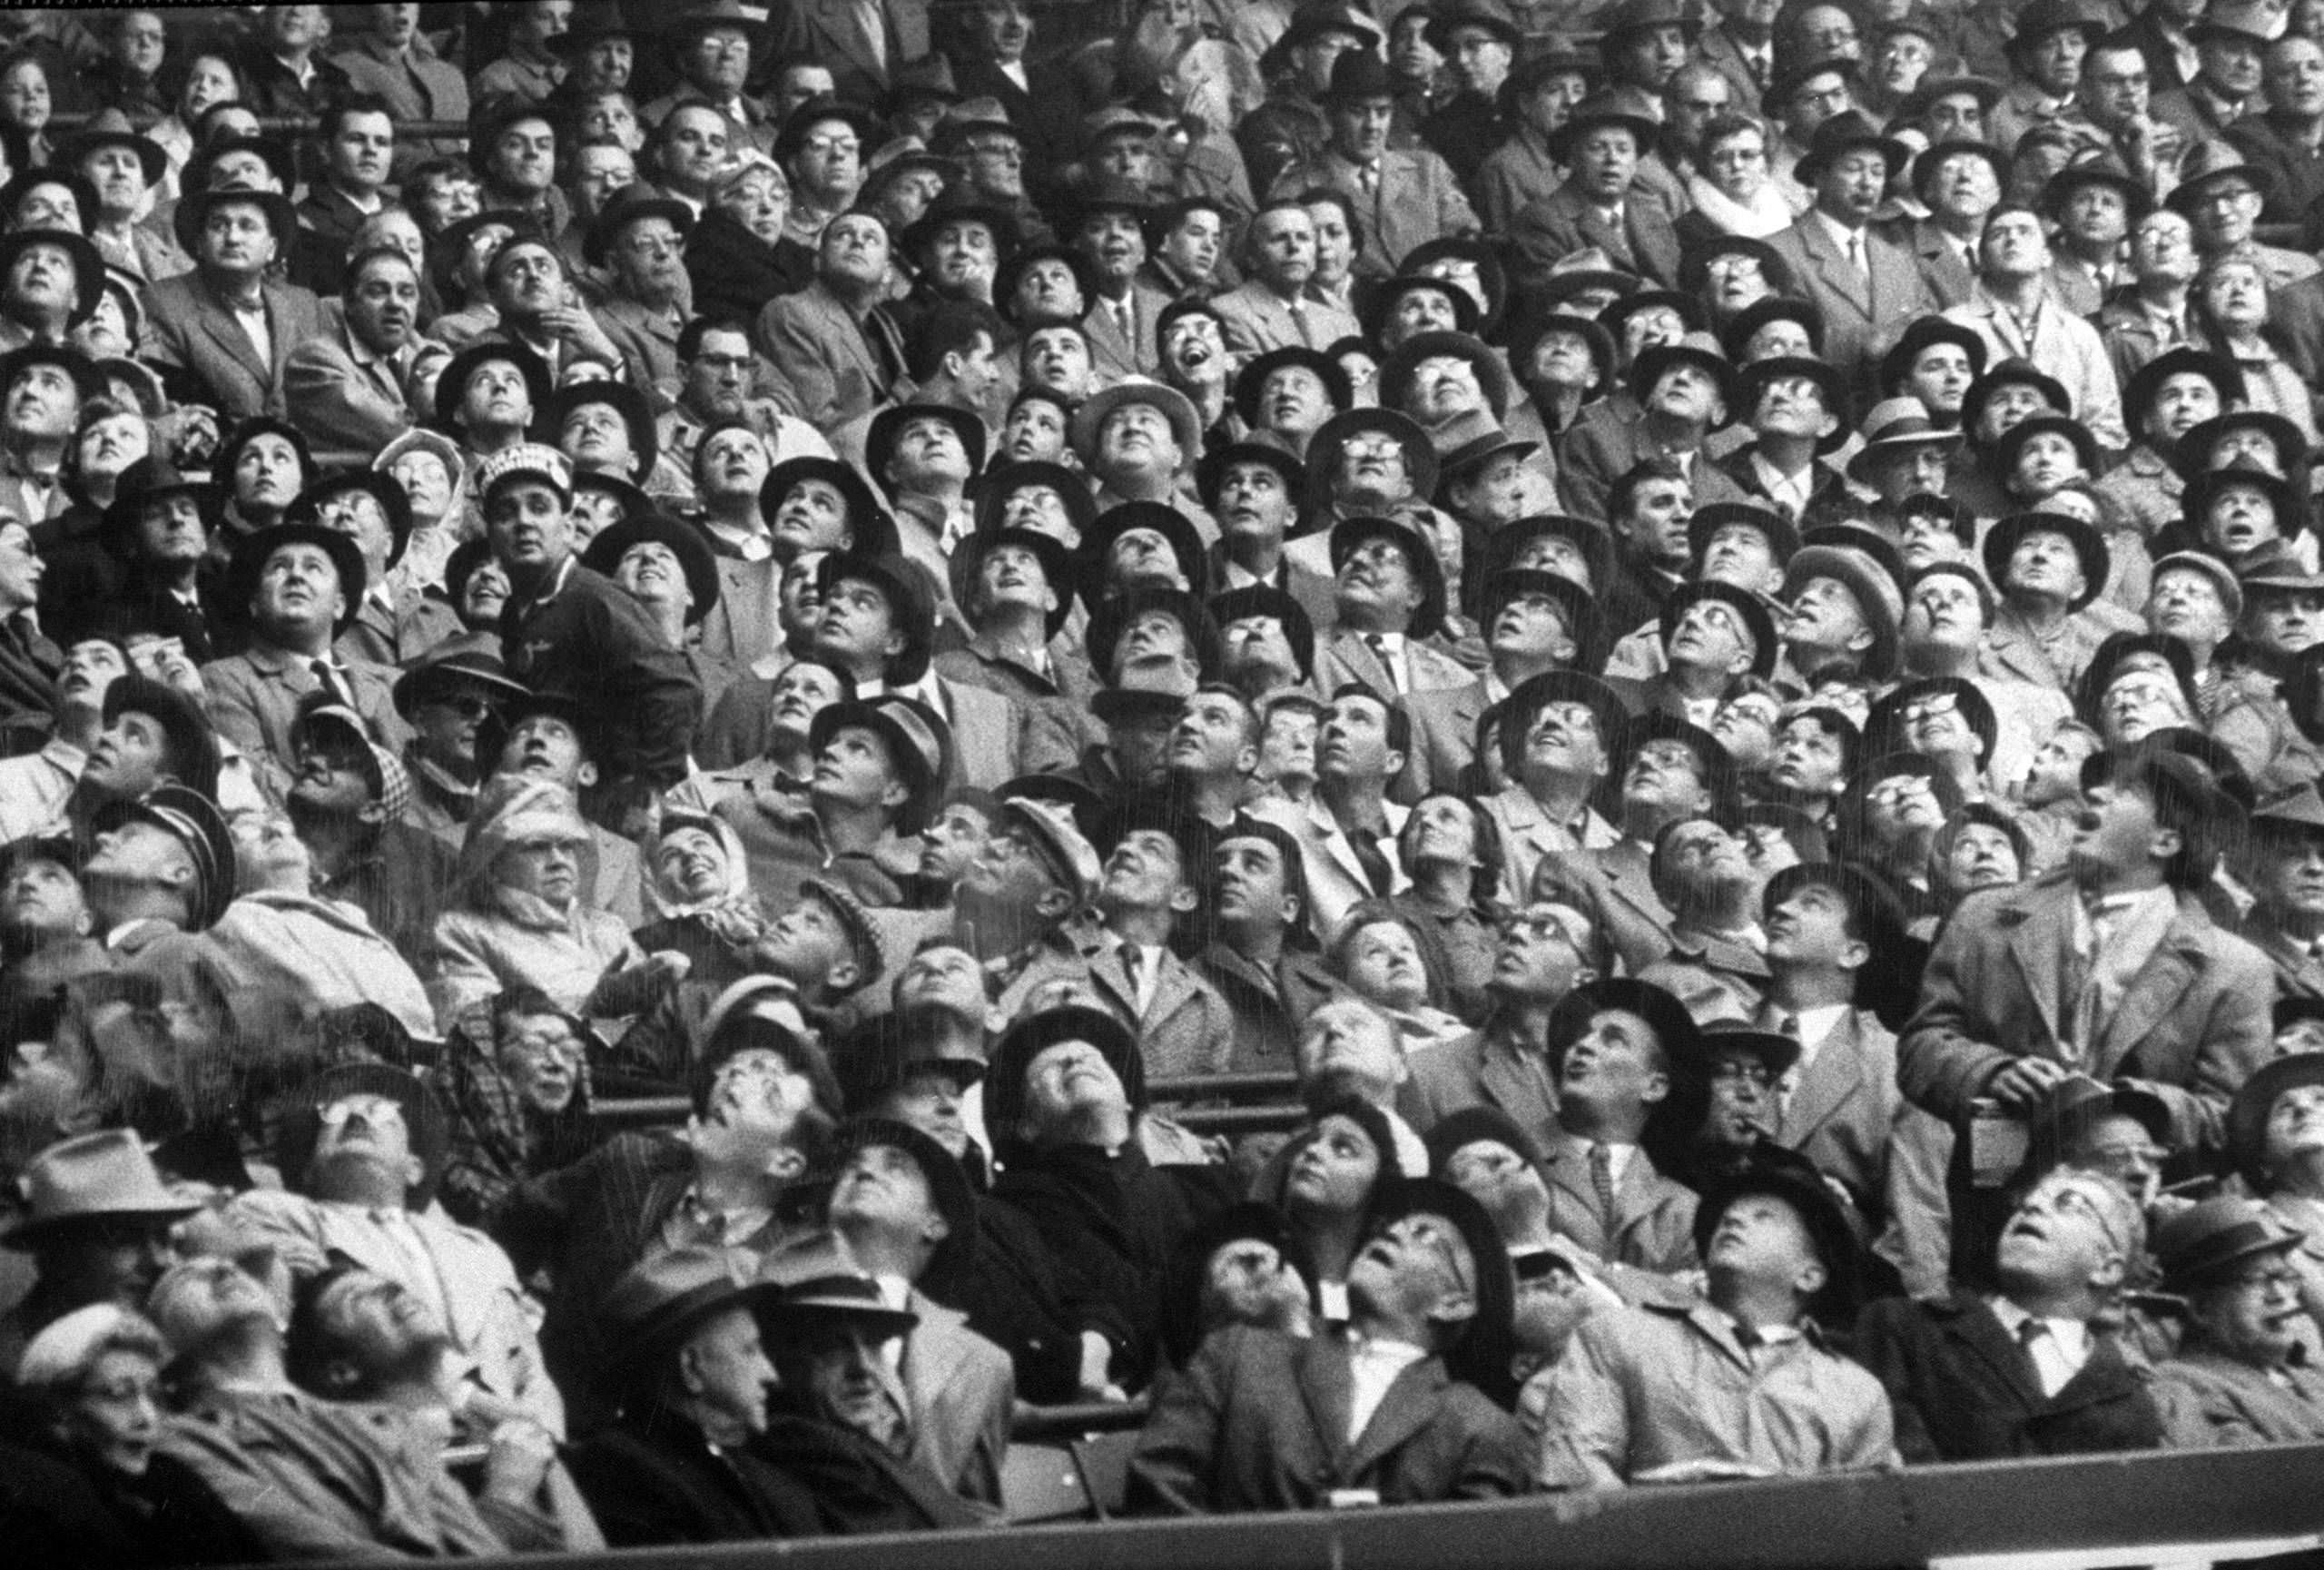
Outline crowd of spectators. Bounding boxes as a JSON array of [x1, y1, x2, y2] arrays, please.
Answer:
[[10, 0, 2324, 1557]]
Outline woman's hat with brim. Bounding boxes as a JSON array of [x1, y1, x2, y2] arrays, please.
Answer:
[[764, 456, 899, 558], [950, 524, 1075, 641], [866, 401, 990, 496], [539, 377, 661, 481], [581, 510, 723, 624], [0, 227, 105, 326], [2230, 1053, 2324, 1190], [225, 521, 369, 637], [1661, 578, 1778, 679], [1305, 407, 1440, 504], [271, 1061, 451, 1210], [1734, 354, 1852, 454], [433, 340, 553, 431], [1329, 513, 1449, 638], [817, 551, 938, 685], [806, 694, 952, 834], [970, 459, 1096, 545], [285, 469, 414, 570]]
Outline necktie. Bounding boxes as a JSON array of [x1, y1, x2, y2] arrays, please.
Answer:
[[1364, 632, 1403, 694], [1360, 162, 1381, 196], [1588, 1142, 1618, 1232], [311, 657, 357, 709], [1288, 298, 1315, 348], [1119, 941, 1147, 1010], [1776, 1013, 1801, 1120], [1748, 50, 1770, 88], [1346, 824, 1394, 898], [1733, 1321, 1763, 1355], [1846, 230, 1868, 282], [1113, 295, 1136, 349], [2017, 1317, 2048, 1352]]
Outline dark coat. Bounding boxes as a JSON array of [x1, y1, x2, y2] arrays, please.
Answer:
[[921, 1191, 1090, 1405], [500, 558, 703, 794], [1, 1432, 261, 1568], [1853, 1293, 2166, 1463], [565, 1407, 826, 1545], [989, 1139, 1236, 1390], [1126, 1325, 1531, 1514], [684, 207, 816, 327]]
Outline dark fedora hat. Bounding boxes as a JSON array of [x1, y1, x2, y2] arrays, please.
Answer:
[[985, 1002, 1147, 1144], [1793, 109, 1911, 184], [1692, 1143, 1867, 1319], [950, 524, 1075, 640], [539, 376, 661, 481], [2153, 1197, 2305, 1294], [172, 182, 300, 257], [1661, 578, 1778, 678], [818, 551, 937, 685], [865, 402, 988, 497], [0, 227, 104, 326], [391, 646, 530, 723], [1320, 49, 1398, 103], [2122, 347, 2244, 445], [1329, 513, 1449, 637], [284, 469, 414, 570], [2229, 1052, 2324, 1190], [764, 455, 899, 558], [1880, 315, 1987, 395], [580, 510, 722, 624], [1983, 509, 2110, 614], [100, 678, 221, 801], [432, 340, 552, 430], [970, 458, 1097, 544], [1499, 669, 1627, 780], [273, 1061, 452, 1209], [226, 521, 369, 637], [806, 693, 952, 834]]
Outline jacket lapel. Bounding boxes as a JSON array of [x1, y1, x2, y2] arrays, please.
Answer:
[[2003, 892, 2068, 1045], [1938, 1296, 2048, 1408], [1777, 1011, 1866, 1145], [2093, 909, 2201, 1072], [1804, 221, 1872, 316], [1344, 1357, 1452, 1476], [1476, 1034, 1553, 1121], [1296, 1333, 1357, 1464]]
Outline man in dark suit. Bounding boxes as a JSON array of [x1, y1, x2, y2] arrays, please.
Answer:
[[141, 185, 327, 422], [1074, 178, 1172, 383], [940, 0, 1078, 174], [1128, 1177, 1529, 1512], [1856, 1169, 2167, 1460], [1765, 112, 1935, 411], [1512, 94, 1682, 291], [755, 211, 901, 429]]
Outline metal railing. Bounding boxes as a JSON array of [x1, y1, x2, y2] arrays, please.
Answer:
[[594, 1071, 1308, 1136]]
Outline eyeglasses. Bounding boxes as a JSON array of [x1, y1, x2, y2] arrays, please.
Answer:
[[1709, 1060, 1776, 1090], [800, 135, 861, 157], [318, 1096, 406, 1129]]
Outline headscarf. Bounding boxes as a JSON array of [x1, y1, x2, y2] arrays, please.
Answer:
[[644, 810, 765, 951]]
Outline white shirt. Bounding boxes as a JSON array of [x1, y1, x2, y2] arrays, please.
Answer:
[[1987, 1296, 2092, 1397], [232, 300, 273, 367], [1782, 1002, 1851, 1081], [1113, 934, 1162, 1014], [1592, 1140, 1638, 1185], [1748, 451, 1816, 517], [1346, 1334, 1428, 1442], [1359, 629, 1408, 692], [1812, 209, 1870, 271]]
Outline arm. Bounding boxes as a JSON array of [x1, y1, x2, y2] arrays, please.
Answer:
[[586, 594, 704, 789], [1123, 1336, 1235, 1515], [1450, 1399, 1535, 1500], [283, 339, 413, 463], [756, 297, 846, 427], [1829, 1365, 1902, 1472], [1523, 1313, 1633, 1490], [1896, 905, 2014, 1124], [2124, 936, 2273, 1155], [426, 912, 508, 1034]]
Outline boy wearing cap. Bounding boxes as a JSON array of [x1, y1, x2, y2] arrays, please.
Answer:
[[1128, 1177, 1530, 1513], [1529, 1147, 1896, 1488]]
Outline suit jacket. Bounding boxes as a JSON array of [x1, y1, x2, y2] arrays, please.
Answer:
[[1082, 283, 1174, 383], [1896, 218, 1981, 310], [1479, 785, 1620, 910], [1194, 940, 1339, 1072], [1245, 793, 1410, 943], [339, 584, 465, 669], [1637, 929, 1771, 1023], [282, 307, 422, 470], [566, 1407, 824, 1545], [1268, 146, 1480, 277], [1315, 629, 1473, 702], [1554, 413, 1750, 527], [593, 291, 687, 410], [1696, 24, 1776, 106], [1763, 1005, 1954, 1298], [1538, 1128, 1699, 1274], [1473, 125, 1566, 235], [1208, 281, 1363, 359], [1943, 288, 2129, 449], [1081, 937, 1238, 1081], [2243, 913, 2324, 1001], [1400, 1016, 1562, 1152], [1977, 605, 2112, 694], [1532, 837, 1675, 980], [1206, 544, 1339, 654], [1764, 214, 1935, 410], [1854, 1292, 2166, 1463], [754, 280, 891, 429], [944, 52, 1080, 170], [1512, 181, 1683, 291], [931, 675, 1039, 789], [901, 1289, 1014, 1507], [1898, 872, 2275, 1152], [1394, 676, 1492, 804], [141, 272, 330, 422], [2154, 1347, 2324, 1447], [1126, 1325, 1531, 1514], [200, 642, 410, 801]]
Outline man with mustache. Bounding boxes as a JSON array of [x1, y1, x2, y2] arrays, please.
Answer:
[[283, 247, 432, 470]]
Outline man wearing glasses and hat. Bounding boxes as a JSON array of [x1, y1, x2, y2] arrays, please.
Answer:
[[227, 1060, 566, 1434], [2152, 1198, 2324, 1443], [143, 180, 327, 423], [0, 1128, 197, 1375]]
